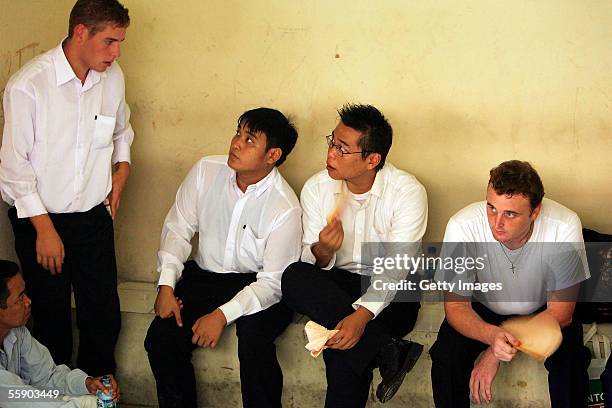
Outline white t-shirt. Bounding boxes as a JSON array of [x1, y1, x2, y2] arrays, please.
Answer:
[[437, 198, 589, 315]]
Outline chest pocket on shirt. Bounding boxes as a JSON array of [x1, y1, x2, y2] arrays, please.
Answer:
[[93, 115, 116, 149], [239, 225, 266, 266]]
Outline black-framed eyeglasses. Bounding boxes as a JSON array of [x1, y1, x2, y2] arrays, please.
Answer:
[[325, 135, 371, 157]]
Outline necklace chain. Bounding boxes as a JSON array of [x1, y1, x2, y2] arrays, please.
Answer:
[[498, 222, 534, 275], [499, 242, 526, 274]]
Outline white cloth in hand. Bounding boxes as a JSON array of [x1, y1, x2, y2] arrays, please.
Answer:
[[304, 321, 339, 358]]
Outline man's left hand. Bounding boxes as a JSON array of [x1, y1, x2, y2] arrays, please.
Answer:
[[192, 308, 227, 348], [107, 162, 130, 220], [327, 307, 374, 350], [469, 347, 500, 405], [85, 374, 120, 402]]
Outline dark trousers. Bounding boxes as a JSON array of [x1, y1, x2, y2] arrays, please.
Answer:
[[144, 261, 293, 408], [281, 261, 421, 408], [8, 204, 120, 376], [429, 302, 590, 408]]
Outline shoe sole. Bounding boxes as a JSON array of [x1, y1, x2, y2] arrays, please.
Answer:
[[376, 342, 424, 403]]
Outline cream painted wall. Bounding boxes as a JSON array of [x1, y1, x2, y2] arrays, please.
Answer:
[[1, 1, 611, 283]]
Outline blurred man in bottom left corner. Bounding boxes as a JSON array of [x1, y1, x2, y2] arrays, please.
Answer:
[[0, 259, 119, 408]]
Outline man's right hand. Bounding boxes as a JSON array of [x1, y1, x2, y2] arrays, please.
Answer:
[[312, 218, 344, 266], [154, 285, 183, 327], [86, 374, 120, 402], [488, 329, 520, 361], [30, 214, 64, 275]]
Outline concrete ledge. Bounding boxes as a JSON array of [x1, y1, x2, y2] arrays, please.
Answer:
[[70, 282, 611, 407], [108, 282, 571, 408]]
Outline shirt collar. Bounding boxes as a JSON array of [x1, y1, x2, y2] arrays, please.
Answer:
[[1, 328, 18, 354], [369, 166, 386, 198], [332, 165, 387, 198], [230, 166, 278, 198], [53, 39, 106, 87]]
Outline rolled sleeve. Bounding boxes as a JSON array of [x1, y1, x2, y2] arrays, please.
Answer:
[[15, 192, 47, 218], [156, 162, 201, 288], [110, 66, 133, 165], [352, 299, 387, 318], [0, 86, 47, 216], [299, 177, 334, 267], [111, 139, 132, 165], [157, 262, 182, 289]]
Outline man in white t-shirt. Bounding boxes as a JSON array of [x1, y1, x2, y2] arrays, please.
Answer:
[[430, 160, 590, 407], [282, 104, 428, 407], [144, 108, 302, 408]]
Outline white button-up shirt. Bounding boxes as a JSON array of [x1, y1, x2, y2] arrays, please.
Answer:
[[157, 155, 302, 324], [0, 40, 134, 218], [300, 163, 428, 317]]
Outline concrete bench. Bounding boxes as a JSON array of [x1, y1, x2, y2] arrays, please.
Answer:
[[87, 281, 608, 407]]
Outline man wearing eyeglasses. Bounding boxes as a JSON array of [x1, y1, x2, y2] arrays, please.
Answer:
[[282, 104, 428, 406]]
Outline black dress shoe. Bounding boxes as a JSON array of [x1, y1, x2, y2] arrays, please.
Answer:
[[375, 338, 423, 403]]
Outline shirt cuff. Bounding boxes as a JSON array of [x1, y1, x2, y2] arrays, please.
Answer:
[[301, 244, 336, 270], [112, 141, 131, 165], [157, 267, 179, 289], [72, 369, 90, 396], [218, 299, 243, 325], [15, 192, 47, 218], [352, 299, 387, 319]]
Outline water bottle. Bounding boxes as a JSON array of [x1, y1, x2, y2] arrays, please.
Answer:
[[96, 375, 116, 408]]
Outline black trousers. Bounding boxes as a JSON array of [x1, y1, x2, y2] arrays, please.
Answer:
[[429, 302, 590, 408], [144, 261, 293, 408], [281, 261, 421, 408], [8, 204, 120, 376]]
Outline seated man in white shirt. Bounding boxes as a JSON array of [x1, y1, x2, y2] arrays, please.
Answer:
[[144, 108, 302, 408], [282, 104, 428, 407], [429, 160, 591, 407], [0, 260, 119, 408]]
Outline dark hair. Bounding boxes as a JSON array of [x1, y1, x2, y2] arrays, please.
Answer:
[[237, 108, 298, 167], [489, 160, 545, 210], [338, 104, 393, 172], [68, 0, 130, 38], [0, 260, 20, 309]]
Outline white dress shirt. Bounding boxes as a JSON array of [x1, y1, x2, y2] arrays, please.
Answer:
[[157, 155, 302, 324], [0, 40, 134, 218], [300, 163, 428, 318]]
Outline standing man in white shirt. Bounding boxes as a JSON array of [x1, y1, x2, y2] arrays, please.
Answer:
[[282, 104, 428, 407], [144, 108, 302, 408], [429, 160, 590, 407], [0, 0, 133, 377]]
